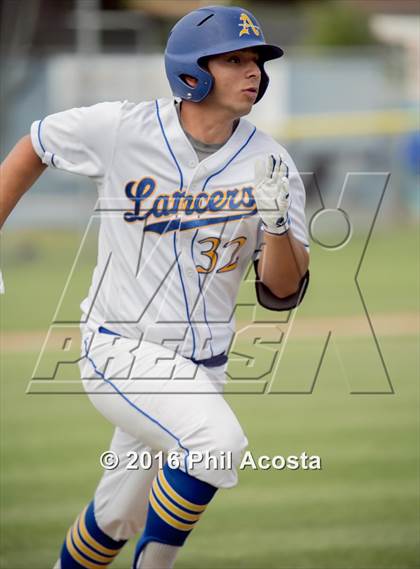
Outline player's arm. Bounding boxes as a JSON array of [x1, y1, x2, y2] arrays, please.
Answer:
[[0, 135, 46, 228], [257, 229, 309, 298], [254, 154, 309, 299]]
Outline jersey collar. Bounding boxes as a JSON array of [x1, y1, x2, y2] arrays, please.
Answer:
[[156, 98, 257, 177]]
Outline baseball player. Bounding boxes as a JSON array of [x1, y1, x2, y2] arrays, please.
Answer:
[[0, 5, 309, 568]]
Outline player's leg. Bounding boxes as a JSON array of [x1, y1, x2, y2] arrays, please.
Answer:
[[79, 332, 247, 569], [54, 426, 160, 568], [55, 501, 126, 569], [94, 427, 160, 541], [132, 462, 218, 569]]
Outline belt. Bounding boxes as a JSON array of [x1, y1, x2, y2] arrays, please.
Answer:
[[189, 352, 228, 367], [98, 326, 228, 368]]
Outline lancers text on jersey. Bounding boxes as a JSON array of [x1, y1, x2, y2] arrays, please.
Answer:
[[123, 177, 258, 234]]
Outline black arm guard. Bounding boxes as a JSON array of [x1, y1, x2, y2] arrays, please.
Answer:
[[253, 262, 310, 311]]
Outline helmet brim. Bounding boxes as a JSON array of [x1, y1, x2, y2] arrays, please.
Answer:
[[195, 41, 284, 64]]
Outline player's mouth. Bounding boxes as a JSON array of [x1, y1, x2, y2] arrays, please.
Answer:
[[242, 87, 258, 98]]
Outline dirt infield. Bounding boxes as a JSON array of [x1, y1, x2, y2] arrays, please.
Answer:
[[2, 311, 418, 353]]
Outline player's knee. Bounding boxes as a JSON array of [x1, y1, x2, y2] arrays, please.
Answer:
[[192, 417, 248, 487], [215, 420, 248, 462]]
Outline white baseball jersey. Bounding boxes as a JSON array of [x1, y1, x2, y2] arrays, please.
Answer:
[[30, 98, 308, 362]]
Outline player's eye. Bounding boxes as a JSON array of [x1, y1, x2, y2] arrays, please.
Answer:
[[228, 55, 241, 64]]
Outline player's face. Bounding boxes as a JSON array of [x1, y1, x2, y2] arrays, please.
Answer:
[[205, 49, 261, 117]]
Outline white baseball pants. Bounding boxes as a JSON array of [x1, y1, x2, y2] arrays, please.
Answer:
[[79, 331, 248, 541]]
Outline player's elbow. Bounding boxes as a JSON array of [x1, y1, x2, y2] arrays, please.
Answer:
[[264, 278, 301, 300]]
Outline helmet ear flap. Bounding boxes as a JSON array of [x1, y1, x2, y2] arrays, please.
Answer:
[[165, 55, 214, 102], [178, 72, 213, 101]]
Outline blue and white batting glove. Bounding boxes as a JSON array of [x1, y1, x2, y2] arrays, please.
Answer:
[[254, 154, 291, 235]]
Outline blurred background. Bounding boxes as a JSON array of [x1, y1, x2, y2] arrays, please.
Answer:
[[1, 0, 419, 227], [1, 1, 419, 568]]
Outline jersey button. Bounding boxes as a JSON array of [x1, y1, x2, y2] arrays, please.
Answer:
[[186, 268, 195, 278], [188, 160, 197, 168]]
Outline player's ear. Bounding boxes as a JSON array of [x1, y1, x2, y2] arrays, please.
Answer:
[[181, 75, 198, 88]]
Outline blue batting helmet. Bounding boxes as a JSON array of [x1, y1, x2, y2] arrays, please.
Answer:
[[164, 5, 283, 103]]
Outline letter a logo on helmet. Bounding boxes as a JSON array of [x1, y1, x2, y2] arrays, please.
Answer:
[[238, 12, 260, 37], [165, 5, 283, 103]]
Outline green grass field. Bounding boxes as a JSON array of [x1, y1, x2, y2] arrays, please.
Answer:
[[1, 227, 419, 568]]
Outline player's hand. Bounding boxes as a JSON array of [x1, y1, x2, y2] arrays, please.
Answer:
[[254, 154, 291, 235]]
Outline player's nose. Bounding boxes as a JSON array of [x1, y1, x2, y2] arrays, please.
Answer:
[[245, 60, 261, 81]]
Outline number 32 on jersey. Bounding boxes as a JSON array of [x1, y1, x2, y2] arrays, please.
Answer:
[[196, 236, 247, 274]]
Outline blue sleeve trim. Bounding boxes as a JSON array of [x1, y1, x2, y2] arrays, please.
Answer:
[[37, 119, 46, 154], [83, 338, 191, 472]]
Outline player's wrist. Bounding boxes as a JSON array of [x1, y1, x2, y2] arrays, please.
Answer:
[[262, 213, 290, 236]]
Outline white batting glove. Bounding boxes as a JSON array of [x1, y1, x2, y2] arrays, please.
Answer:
[[254, 154, 291, 235], [0, 270, 4, 294]]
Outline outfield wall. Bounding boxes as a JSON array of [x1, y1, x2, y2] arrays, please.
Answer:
[[1, 50, 418, 229]]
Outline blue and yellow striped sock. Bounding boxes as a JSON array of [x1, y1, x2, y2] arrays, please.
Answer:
[[132, 463, 218, 568], [60, 501, 126, 568]]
